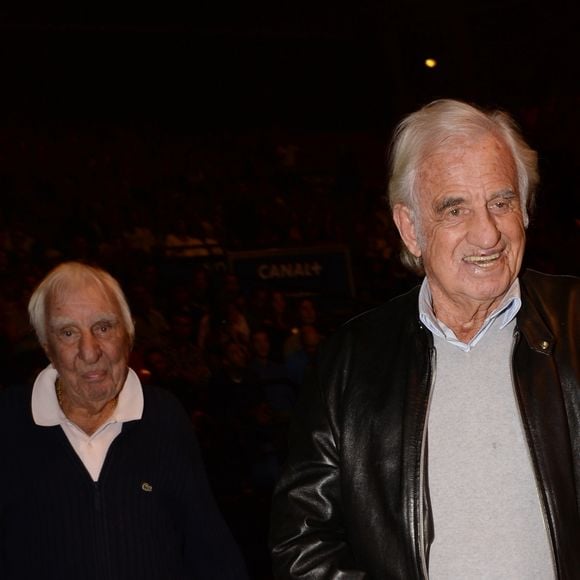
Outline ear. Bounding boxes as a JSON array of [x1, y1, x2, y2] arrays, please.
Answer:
[[392, 204, 422, 258], [41, 342, 52, 361]]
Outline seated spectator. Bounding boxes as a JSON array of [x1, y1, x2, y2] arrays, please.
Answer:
[[128, 283, 170, 358], [164, 219, 210, 257], [207, 341, 277, 494], [165, 282, 193, 316], [245, 286, 271, 331], [198, 300, 251, 365], [249, 329, 296, 414], [123, 207, 157, 254], [263, 290, 293, 362], [283, 297, 321, 358], [285, 324, 323, 388], [160, 313, 211, 414], [190, 267, 212, 313], [200, 220, 224, 256], [0, 270, 46, 387]]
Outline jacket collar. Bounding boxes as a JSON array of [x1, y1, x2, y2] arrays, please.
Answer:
[[517, 272, 555, 356]]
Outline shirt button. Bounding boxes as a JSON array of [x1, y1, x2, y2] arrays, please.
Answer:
[[540, 340, 549, 350]]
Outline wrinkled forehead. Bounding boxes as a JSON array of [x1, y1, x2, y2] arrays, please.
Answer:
[[46, 279, 121, 318], [417, 133, 517, 187], [425, 130, 513, 161]]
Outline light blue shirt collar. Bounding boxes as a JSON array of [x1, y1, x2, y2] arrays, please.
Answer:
[[418, 278, 521, 352]]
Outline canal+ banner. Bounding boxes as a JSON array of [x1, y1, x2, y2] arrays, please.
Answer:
[[228, 246, 354, 297]]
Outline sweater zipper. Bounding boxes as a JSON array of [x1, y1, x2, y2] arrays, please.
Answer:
[[510, 329, 558, 579], [93, 481, 113, 580], [418, 346, 436, 580]]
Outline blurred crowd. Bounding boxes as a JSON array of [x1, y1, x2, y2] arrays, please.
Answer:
[[0, 123, 577, 578]]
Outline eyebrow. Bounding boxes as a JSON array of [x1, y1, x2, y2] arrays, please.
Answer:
[[433, 189, 518, 215], [434, 196, 464, 214], [49, 314, 119, 331], [493, 189, 517, 199]]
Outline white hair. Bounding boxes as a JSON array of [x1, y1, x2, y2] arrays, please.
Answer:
[[29, 261, 135, 346], [387, 99, 539, 274]]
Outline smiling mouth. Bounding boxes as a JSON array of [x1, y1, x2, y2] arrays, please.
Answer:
[[462, 252, 502, 267]]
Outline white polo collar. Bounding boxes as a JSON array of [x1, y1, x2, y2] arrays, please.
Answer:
[[32, 364, 144, 427]]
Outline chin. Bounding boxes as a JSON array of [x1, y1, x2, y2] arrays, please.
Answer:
[[464, 278, 512, 302], [85, 380, 115, 396]]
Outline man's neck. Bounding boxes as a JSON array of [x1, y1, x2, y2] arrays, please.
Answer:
[[429, 288, 507, 343], [57, 384, 118, 436], [434, 307, 496, 342]]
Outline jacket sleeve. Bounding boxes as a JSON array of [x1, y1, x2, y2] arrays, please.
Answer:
[[269, 361, 368, 579]]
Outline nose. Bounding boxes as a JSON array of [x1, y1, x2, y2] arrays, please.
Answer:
[[466, 207, 501, 249], [78, 331, 101, 364]]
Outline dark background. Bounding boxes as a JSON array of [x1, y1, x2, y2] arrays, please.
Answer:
[[0, 1, 578, 126], [0, 3, 578, 579], [0, 1, 578, 266]]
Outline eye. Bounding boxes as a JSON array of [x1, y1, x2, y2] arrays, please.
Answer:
[[489, 199, 512, 213], [448, 208, 461, 217], [58, 327, 79, 342], [94, 321, 114, 336]]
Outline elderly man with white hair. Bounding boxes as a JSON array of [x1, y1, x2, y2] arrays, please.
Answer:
[[270, 100, 579, 579], [0, 261, 248, 579]]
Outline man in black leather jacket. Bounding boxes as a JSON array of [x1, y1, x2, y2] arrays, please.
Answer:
[[270, 100, 579, 579]]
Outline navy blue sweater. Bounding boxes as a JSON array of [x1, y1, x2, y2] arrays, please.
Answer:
[[0, 384, 248, 579]]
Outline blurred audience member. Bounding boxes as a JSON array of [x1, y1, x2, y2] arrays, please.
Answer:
[[249, 329, 296, 414], [160, 312, 211, 414], [283, 297, 321, 358], [285, 324, 323, 387]]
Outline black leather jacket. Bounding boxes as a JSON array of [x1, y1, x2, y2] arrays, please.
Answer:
[[270, 270, 580, 579]]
